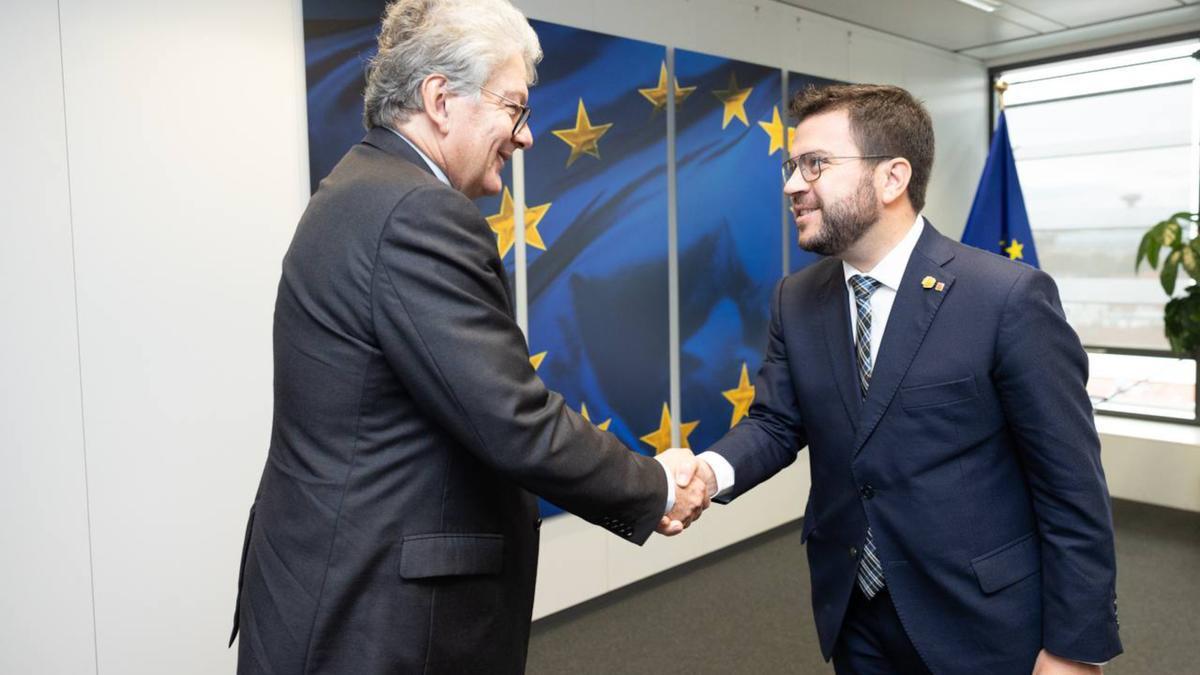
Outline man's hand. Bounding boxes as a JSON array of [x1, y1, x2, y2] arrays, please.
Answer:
[[694, 454, 718, 499], [1032, 650, 1101, 674], [654, 448, 713, 536]]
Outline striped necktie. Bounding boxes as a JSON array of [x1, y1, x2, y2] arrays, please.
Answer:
[[849, 274, 885, 599]]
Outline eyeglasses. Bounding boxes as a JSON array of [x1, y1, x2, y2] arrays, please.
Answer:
[[480, 86, 531, 139], [782, 153, 893, 183]]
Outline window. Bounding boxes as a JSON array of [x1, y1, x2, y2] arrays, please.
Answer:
[[992, 39, 1200, 424]]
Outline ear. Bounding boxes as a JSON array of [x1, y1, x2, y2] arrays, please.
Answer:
[[877, 157, 912, 207], [419, 73, 453, 134]]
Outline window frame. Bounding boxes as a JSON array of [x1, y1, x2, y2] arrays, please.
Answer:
[[986, 32, 1200, 426]]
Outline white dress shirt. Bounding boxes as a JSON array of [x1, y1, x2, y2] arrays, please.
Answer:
[[387, 128, 452, 187], [699, 215, 926, 497]]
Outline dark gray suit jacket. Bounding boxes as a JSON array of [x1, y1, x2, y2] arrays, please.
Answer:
[[232, 127, 667, 674]]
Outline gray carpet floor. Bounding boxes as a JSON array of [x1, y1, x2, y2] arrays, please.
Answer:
[[527, 499, 1200, 674]]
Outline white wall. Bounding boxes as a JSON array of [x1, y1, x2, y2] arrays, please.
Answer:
[[29, 0, 1196, 673], [0, 3, 96, 674]]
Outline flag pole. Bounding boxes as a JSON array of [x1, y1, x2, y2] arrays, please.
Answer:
[[994, 79, 1008, 111]]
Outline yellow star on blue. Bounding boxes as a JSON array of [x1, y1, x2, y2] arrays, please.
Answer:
[[580, 403, 611, 432], [757, 106, 794, 156], [712, 72, 753, 129], [1004, 239, 1025, 260], [722, 363, 756, 428], [638, 62, 697, 113], [639, 403, 699, 454], [551, 98, 613, 167], [529, 351, 547, 370], [486, 187, 551, 259]]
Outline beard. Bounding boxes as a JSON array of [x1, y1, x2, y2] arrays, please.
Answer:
[[796, 173, 880, 257]]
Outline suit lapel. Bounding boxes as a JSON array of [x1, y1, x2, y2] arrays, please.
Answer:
[[819, 263, 862, 428], [852, 223, 956, 457]]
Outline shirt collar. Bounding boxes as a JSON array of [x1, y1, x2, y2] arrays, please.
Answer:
[[842, 215, 925, 291], [386, 128, 451, 187]]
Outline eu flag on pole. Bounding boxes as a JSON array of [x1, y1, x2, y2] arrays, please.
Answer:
[[961, 111, 1039, 268]]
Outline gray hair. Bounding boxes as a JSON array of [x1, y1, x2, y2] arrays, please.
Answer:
[[363, 0, 542, 129]]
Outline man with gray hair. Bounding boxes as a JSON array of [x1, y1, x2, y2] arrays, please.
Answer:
[[230, 1, 709, 672]]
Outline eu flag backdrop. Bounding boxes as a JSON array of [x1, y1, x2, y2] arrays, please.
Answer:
[[961, 111, 1039, 268], [675, 50, 783, 452], [301, 0, 510, 269], [522, 23, 671, 515]]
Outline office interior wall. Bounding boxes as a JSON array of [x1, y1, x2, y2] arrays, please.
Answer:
[[0, 2, 97, 674], [34, 1, 1200, 674]]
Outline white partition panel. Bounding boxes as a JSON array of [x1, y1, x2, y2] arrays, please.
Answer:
[[0, 3, 97, 674], [56, 1, 308, 672]]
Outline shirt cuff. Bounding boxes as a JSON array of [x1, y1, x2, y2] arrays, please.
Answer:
[[697, 451, 735, 498], [654, 457, 676, 516]]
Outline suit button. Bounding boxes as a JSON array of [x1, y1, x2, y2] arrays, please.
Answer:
[[860, 484, 875, 500], [535, 518, 543, 530], [849, 546, 859, 559]]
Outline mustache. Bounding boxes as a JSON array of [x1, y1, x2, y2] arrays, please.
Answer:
[[790, 197, 821, 212]]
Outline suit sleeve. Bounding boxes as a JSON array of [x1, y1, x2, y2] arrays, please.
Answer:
[[993, 268, 1122, 663], [708, 278, 808, 503], [369, 184, 666, 544]]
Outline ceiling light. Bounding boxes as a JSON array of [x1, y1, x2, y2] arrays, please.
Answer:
[[953, 0, 1001, 12]]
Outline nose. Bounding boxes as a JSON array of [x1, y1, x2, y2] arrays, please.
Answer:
[[514, 123, 533, 150], [783, 169, 809, 198]]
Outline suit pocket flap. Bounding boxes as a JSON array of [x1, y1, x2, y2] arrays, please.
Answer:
[[800, 512, 819, 544], [971, 532, 1039, 594], [900, 375, 977, 409], [399, 533, 505, 579]]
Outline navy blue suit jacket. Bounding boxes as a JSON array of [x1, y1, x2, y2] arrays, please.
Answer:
[[708, 222, 1122, 672]]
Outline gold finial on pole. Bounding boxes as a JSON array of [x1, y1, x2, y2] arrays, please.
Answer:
[[994, 79, 1009, 110]]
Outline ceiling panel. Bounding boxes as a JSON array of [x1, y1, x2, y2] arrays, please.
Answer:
[[774, 0, 1037, 51], [773, 0, 1200, 61], [1004, 0, 1182, 27], [993, 4, 1066, 33]]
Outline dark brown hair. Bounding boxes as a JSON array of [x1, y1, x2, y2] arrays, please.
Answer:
[[789, 84, 934, 212]]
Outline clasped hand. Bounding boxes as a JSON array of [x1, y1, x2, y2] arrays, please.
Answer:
[[654, 448, 718, 536]]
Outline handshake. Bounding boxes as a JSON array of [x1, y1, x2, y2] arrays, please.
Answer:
[[654, 448, 719, 536]]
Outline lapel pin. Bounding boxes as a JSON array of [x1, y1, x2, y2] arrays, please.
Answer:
[[921, 276, 936, 289], [935, 281, 946, 292]]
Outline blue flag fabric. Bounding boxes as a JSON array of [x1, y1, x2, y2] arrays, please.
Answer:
[[961, 111, 1039, 268], [674, 51, 781, 452]]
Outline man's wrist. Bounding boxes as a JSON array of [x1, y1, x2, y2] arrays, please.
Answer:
[[696, 451, 734, 497], [654, 456, 676, 515]]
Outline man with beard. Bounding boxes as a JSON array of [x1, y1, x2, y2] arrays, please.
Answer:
[[229, 1, 709, 673], [686, 84, 1122, 673]]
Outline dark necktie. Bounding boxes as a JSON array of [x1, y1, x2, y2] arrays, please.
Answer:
[[849, 274, 885, 599]]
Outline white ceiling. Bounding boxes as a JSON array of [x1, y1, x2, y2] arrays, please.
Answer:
[[772, 0, 1200, 62]]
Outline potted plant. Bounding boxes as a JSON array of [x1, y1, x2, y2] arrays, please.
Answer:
[[1136, 211, 1200, 356]]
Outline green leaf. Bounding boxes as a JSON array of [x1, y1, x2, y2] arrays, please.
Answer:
[[1146, 222, 1166, 269], [1184, 245, 1200, 281], [1161, 249, 1182, 295], [1161, 220, 1182, 248], [1189, 238, 1200, 282], [1136, 228, 1156, 271]]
